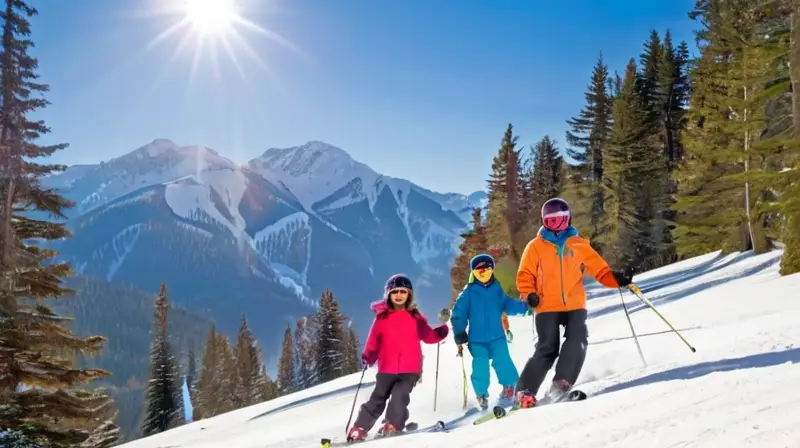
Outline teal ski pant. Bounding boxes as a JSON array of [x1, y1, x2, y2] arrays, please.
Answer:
[[468, 337, 518, 397]]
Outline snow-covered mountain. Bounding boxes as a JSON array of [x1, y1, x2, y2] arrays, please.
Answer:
[[116, 249, 797, 447], [43, 139, 484, 349]]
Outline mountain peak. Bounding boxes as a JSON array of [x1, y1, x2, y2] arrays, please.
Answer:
[[132, 139, 178, 158], [248, 141, 380, 211], [252, 140, 355, 177]]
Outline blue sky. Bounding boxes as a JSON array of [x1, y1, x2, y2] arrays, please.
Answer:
[[30, 0, 696, 194]]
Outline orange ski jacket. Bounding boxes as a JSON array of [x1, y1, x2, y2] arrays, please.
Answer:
[[516, 226, 619, 313]]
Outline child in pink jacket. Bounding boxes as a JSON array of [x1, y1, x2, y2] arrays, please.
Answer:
[[347, 274, 449, 441]]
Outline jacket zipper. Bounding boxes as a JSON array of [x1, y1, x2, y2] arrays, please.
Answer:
[[558, 249, 566, 306], [545, 239, 568, 307]]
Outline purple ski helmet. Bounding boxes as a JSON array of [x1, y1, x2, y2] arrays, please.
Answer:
[[541, 198, 571, 231]]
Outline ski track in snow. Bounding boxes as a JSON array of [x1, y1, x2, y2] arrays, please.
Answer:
[[117, 248, 800, 448], [105, 223, 146, 281]]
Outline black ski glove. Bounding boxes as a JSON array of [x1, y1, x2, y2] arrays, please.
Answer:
[[433, 325, 449, 338], [526, 293, 539, 308], [454, 332, 468, 345], [612, 269, 633, 287]]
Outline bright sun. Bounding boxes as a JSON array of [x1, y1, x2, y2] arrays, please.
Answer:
[[143, 0, 304, 85], [184, 0, 238, 35]]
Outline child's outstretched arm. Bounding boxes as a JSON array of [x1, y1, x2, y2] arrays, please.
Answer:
[[417, 313, 449, 344], [501, 291, 530, 315], [450, 287, 471, 337]]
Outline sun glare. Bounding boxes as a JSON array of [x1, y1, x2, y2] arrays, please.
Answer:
[[185, 0, 237, 35], [140, 0, 305, 87]]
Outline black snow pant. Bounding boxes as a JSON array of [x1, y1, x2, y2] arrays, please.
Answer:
[[516, 309, 588, 396], [352, 373, 419, 431]]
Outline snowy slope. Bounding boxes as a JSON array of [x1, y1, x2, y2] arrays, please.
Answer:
[[247, 141, 469, 264], [55, 139, 239, 217], [118, 249, 800, 448]]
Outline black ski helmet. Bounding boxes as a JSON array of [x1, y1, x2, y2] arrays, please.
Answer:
[[541, 198, 571, 231]]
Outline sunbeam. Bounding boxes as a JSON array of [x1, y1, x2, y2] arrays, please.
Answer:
[[139, 0, 301, 87]]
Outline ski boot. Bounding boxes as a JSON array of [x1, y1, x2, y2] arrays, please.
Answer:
[[498, 385, 515, 407], [545, 379, 571, 402], [476, 394, 489, 410], [376, 422, 400, 438], [515, 389, 536, 409], [346, 426, 367, 442]]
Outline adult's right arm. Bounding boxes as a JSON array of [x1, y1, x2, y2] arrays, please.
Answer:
[[516, 240, 539, 297]]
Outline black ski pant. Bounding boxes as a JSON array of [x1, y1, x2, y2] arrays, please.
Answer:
[[353, 373, 419, 431], [516, 309, 588, 396]]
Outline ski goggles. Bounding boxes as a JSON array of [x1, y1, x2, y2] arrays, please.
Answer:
[[470, 255, 494, 271], [542, 210, 570, 231]]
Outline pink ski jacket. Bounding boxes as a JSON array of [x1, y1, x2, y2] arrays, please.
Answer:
[[362, 301, 448, 374]]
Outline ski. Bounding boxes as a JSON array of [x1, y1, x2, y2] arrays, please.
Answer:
[[471, 403, 512, 425], [320, 420, 446, 447], [472, 389, 587, 425]]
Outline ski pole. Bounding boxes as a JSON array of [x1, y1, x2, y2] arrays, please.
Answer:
[[628, 284, 696, 352], [433, 342, 440, 411], [457, 344, 467, 409], [619, 288, 646, 367], [345, 365, 367, 435]]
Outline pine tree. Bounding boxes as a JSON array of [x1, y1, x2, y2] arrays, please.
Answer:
[[0, 2, 116, 443], [782, 0, 800, 274], [315, 289, 346, 383], [141, 282, 184, 436], [277, 325, 295, 395], [660, 32, 692, 169], [233, 315, 266, 407], [193, 326, 218, 419], [215, 332, 237, 414], [516, 153, 535, 231], [605, 59, 667, 272], [186, 347, 197, 401], [261, 365, 279, 401], [485, 124, 515, 251], [501, 125, 525, 261], [343, 325, 361, 374], [79, 419, 120, 448], [675, 0, 790, 257], [530, 135, 564, 218], [293, 316, 317, 390], [564, 53, 614, 247], [449, 208, 488, 307]]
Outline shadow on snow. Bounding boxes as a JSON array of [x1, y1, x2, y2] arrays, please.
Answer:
[[587, 252, 780, 321], [595, 346, 800, 396], [588, 327, 701, 346], [248, 380, 377, 421]]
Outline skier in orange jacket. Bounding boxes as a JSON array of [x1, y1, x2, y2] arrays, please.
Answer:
[[514, 198, 632, 408]]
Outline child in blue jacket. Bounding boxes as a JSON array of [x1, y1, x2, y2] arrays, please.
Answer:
[[449, 253, 529, 409]]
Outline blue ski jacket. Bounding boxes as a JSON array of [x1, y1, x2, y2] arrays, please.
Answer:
[[451, 277, 529, 344]]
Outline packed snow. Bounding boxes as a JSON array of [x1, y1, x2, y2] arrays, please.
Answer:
[[118, 248, 800, 447]]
